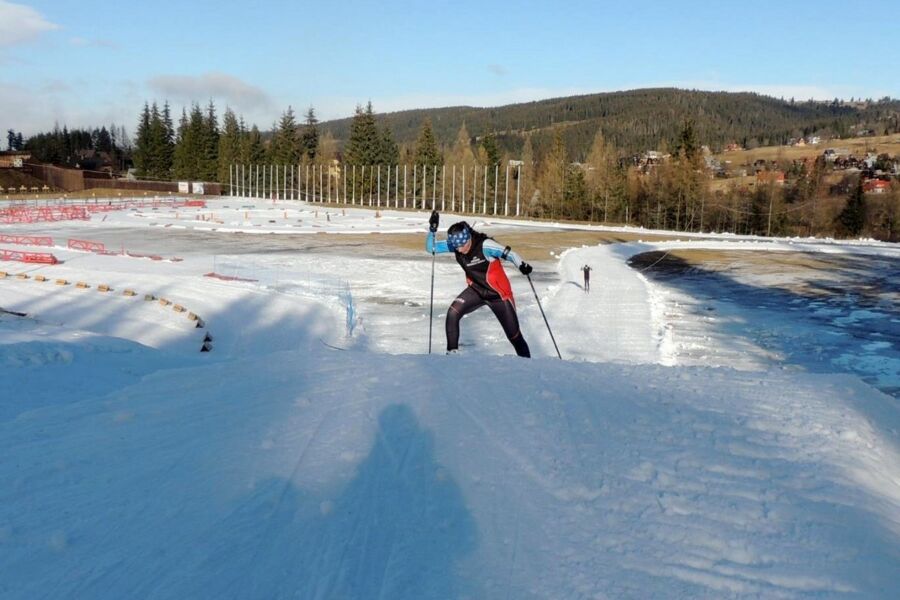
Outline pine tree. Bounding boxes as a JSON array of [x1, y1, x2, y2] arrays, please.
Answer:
[[564, 165, 589, 220], [218, 108, 243, 184], [145, 102, 170, 178], [481, 133, 501, 191], [344, 102, 380, 166], [133, 103, 152, 177], [300, 107, 319, 162], [837, 178, 867, 237], [379, 125, 399, 166], [172, 108, 193, 180], [159, 102, 175, 179], [344, 102, 381, 199], [199, 100, 219, 181], [244, 125, 266, 164], [413, 118, 442, 167], [270, 106, 300, 166]]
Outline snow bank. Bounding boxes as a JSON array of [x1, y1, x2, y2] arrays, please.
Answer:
[[3, 341, 899, 598]]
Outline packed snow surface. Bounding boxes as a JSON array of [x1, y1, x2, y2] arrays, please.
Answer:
[[2, 198, 899, 598]]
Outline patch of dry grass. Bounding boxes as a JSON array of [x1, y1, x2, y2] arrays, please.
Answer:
[[715, 134, 900, 166]]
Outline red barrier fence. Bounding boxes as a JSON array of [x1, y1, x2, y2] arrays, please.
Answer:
[[0, 235, 54, 247], [0, 206, 89, 224], [0, 248, 59, 264], [67, 239, 106, 253]]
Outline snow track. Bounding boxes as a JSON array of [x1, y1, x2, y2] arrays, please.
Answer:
[[2, 200, 900, 598]]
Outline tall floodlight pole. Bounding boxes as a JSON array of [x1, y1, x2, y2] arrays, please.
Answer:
[[451, 165, 456, 211], [504, 164, 510, 216], [473, 166, 478, 214], [368, 166, 374, 206], [229, 164, 233, 196], [441, 165, 446, 211], [403, 165, 407, 208], [516, 164, 521, 216], [494, 164, 499, 214], [386, 165, 391, 208], [413, 164, 417, 209], [462, 165, 466, 213], [328, 164, 332, 203], [432, 164, 437, 210], [320, 163, 324, 203], [377, 165, 381, 207], [482, 165, 487, 214]]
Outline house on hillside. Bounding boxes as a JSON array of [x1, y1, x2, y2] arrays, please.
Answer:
[[0, 151, 31, 169], [863, 179, 891, 194], [724, 142, 743, 152]]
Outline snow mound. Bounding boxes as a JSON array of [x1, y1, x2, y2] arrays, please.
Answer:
[[3, 346, 899, 598]]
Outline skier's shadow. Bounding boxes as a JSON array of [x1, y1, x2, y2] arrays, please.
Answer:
[[183, 404, 478, 599]]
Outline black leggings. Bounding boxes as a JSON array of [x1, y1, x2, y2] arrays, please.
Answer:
[[446, 286, 530, 357]]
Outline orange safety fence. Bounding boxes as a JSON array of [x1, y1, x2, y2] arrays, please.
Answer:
[[0, 235, 54, 246], [0, 248, 59, 264]]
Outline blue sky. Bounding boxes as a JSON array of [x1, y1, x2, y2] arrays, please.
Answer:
[[2, 0, 896, 135]]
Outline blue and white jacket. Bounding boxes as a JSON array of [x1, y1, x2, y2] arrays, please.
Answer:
[[427, 230, 523, 301]]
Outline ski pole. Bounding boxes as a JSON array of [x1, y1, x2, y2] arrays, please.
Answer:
[[428, 248, 436, 354], [527, 274, 562, 359]]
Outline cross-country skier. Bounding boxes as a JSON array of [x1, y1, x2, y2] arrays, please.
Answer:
[[426, 210, 532, 357], [582, 264, 592, 292]]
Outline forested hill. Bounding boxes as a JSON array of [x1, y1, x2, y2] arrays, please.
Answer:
[[320, 88, 900, 158]]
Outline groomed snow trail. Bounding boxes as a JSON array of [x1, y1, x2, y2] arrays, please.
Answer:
[[2, 200, 900, 598], [4, 340, 900, 598]]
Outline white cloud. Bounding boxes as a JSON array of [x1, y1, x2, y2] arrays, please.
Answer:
[[148, 72, 275, 112], [487, 64, 507, 77], [0, 1, 59, 47], [0, 80, 139, 137]]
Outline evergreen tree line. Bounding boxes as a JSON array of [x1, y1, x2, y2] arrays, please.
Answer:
[[131, 101, 321, 183], [20, 124, 129, 168]]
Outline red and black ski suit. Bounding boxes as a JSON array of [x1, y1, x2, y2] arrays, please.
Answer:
[[427, 230, 530, 357]]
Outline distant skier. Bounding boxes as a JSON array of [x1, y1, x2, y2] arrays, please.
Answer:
[[426, 210, 532, 357], [582, 264, 592, 292]]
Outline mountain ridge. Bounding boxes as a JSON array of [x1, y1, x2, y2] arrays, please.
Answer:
[[319, 87, 900, 158]]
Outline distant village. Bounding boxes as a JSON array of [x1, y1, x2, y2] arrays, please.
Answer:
[[624, 134, 899, 197]]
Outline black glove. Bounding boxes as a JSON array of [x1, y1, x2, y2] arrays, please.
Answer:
[[429, 210, 439, 232], [519, 262, 533, 275]]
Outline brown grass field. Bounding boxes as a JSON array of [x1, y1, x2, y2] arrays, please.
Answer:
[[714, 134, 900, 165]]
